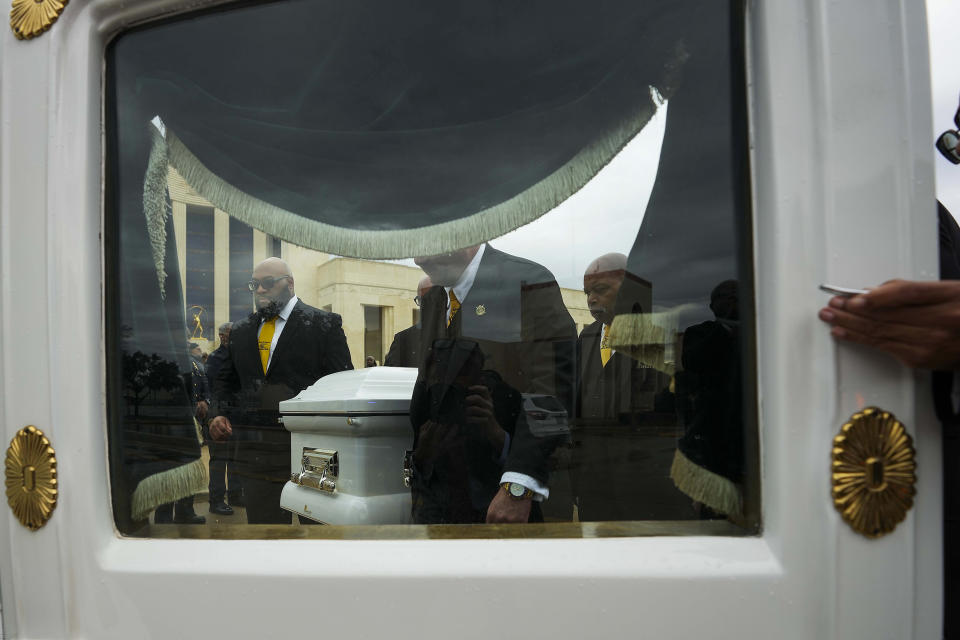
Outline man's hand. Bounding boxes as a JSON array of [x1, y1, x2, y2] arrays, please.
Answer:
[[464, 385, 506, 451], [818, 279, 960, 369], [485, 488, 532, 524], [208, 415, 233, 442], [195, 400, 209, 422]]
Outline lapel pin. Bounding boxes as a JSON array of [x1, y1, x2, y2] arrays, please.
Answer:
[[475, 304, 486, 316]]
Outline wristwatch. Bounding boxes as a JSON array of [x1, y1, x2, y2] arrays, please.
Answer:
[[500, 481, 534, 500]]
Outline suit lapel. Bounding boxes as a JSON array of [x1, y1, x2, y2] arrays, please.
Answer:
[[421, 285, 447, 339], [460, 248, 519, 342], [238, 316, 264, 377], [581, 322, 603, 375]]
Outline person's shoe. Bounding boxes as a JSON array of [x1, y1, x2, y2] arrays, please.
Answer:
[[173, 512, 206, 524], [173, 508, 207, 525], [209, 501, 234, 516]]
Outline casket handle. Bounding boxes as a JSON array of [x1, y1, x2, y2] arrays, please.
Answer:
[[291, 447, 339, 493]]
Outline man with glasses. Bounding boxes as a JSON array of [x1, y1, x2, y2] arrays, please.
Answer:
[[384, 276, 432, 368], [208, 257, 352, 523]]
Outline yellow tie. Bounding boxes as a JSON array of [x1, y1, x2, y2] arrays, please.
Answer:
[[448, 290, 461, 327], [259, 317, 277, 373], [600, 324, 612, 367]]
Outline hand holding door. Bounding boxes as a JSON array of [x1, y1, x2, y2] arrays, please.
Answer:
[[818, 279, 960, 369]]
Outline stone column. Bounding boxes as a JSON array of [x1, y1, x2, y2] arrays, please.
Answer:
[[339, 287, 365, 370], [213, 209, 230, 343], [252, 229, 268, 266], [381, 305, 395, 361], [171, 200, 187, 298]]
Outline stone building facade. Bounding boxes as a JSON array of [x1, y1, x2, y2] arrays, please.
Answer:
[[167, 168, 593, 369]]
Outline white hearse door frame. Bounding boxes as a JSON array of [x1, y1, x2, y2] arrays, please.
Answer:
[[0, 0, 943, 637]]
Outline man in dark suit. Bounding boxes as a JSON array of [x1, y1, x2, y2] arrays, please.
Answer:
[[410, 244, 576, 524], [574, 253, 679, 520], [154, 341, 210, 525], [209, 257, 352, 524], [577, 253, 653, 424], [205, 322, 243, 516], [385, 276, 432, 368]]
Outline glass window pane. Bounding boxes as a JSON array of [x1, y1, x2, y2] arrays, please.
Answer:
[[364, 305, 384, 366], [106, 0, 756, 538]]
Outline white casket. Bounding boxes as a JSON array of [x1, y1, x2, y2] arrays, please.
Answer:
[[279, 366, 417, 524]]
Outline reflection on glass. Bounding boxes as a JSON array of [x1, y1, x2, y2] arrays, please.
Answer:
[[385, 277, 432, 368], [106, 0, 754, 537], [363, 306, 384, 367], [408, 245, 577, 524], [205, 257, 353, 524]]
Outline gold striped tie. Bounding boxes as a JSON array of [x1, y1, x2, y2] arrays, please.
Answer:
[[259, 316, 277, 373], [600, 324, 612, 367], [448, 290, 461, 327]]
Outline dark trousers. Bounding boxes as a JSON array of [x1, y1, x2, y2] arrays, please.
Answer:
[[239, 475, 318, 525], [238, 474, 289, 524], [154, 495, 197, 523], [208, 438, 241, 503], [234, 426, 316, 525]]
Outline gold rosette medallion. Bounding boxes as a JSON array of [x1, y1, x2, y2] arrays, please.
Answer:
[[5, 426, 58, 530], [10, 0, 68, 40], [832, 407, 916, 538]]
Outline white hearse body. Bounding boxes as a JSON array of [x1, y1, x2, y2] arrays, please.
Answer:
[[0, 0, 947, 638]]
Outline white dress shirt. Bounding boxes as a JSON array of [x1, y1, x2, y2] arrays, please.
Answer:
[[444, 243, 485, 322], [258, 295, 299, 371]]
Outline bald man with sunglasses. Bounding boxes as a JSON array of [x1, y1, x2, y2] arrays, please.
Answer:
[[209, 257, 352, 524]]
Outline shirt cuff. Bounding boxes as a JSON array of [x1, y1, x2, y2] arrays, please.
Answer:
[[500, 472, 548, 502]]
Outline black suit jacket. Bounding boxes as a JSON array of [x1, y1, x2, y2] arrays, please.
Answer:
[[674, 318, 743, 484], [409, 245, 576, 522], [205, 345, 229, 398], [384, 324, 421, 368], [572, 321, 663, 520], [214, 299, 353, 429], [935, 202, 960, 421], [936, 201, 960, 639], [576, 321, 657, 424]]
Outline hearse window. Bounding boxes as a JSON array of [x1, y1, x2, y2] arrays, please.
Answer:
[[105, 0, 757, 538]]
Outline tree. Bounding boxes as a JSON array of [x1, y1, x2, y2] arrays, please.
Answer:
[[122, 351, 184, 417]]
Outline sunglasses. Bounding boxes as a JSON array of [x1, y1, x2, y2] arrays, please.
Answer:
[[936, 102, 960, 165], [247, 275, 290, 292]]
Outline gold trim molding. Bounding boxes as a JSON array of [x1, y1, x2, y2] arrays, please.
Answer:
[[10, 0, 67, 40], [5, 426, 58, 531], [832, 407, 916, 538]]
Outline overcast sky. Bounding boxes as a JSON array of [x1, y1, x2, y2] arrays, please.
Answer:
[[490, 106, 665, 290], [928, 0, 960, 216], [380, 101, 666, 290], [501, 2, 960, 289], [373, 5, 959, 291]]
